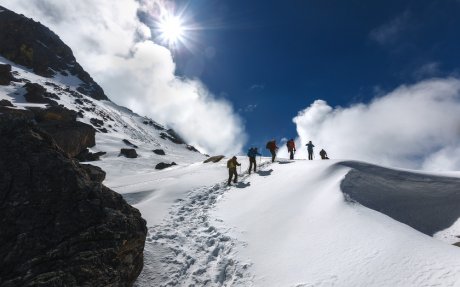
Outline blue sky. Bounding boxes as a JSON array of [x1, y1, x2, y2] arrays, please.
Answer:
[[3, 0, 460, 169], [169, 0, 460, 150]]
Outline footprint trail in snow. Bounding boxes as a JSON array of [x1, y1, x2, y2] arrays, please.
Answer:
[[135, 162, 272, 286]]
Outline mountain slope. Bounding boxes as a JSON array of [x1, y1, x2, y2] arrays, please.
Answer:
[[121, 157, 460, 286]]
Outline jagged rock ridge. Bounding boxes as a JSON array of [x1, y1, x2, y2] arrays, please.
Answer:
[[0, 6, 107, 100]]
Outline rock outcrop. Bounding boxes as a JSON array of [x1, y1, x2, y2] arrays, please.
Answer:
[[0, 119, 147, 286], [155, 162, 177, 170], [204, 155, 225, 163], [23, 82, 58, 105], [153, 149, 166, 155], [120, 148, 138, 158], [0, 63, 14, 85], [29, 106, 96, 157], [76, 148, 107, 162], [0, 6, 107, 100]]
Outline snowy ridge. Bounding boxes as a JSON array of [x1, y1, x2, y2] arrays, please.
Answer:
[[0, 56, 205, 171]]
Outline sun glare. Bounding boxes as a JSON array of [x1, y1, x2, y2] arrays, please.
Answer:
[[158, 15, 185, 47]]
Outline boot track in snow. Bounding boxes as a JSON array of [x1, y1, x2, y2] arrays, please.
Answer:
[[136, 161, 273, 286]]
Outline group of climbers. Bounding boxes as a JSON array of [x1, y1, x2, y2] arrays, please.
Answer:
[[226, 139, 329, 185]]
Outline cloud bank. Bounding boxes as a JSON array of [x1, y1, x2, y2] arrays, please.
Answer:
[[0, 0, 246, 154], [292, 78, 460, 171]]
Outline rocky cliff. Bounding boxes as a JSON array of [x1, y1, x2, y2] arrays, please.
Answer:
[[0, 6, 107, 100], [0, 117, 147, 286]]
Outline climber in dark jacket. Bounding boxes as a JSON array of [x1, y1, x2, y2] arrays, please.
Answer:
[[247, 147, 261, 174], [306, 141, 315, 160], [319, 149, 329, 159], [266, 139, 278, 162], [227, 156, 241, 185]]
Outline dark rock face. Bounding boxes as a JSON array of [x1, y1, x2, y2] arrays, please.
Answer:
[[0, 120, 146, 286], [123, 139, 138, 148], [0, 106, 34, 122], [30, 105, 77, 122], [155, 162, 177, 170], [39, 121, 96, 157], [204, 155, 225, 163], [160, 131, 184, 145], [186, 145, 199, 153], [0, 6, 107, 100], [23, 82, 57, 105], [153, 149, 166, 155], [0, 99, 13, 107], [80, 164, 106, 182], [90, 117, 104, 127], [28, 106, 96, 158], [76, 148, 107, 162], [0, 63, 14, 85], [120, 148, 138, 158]]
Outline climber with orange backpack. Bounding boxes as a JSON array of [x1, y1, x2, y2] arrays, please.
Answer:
[[286, 139, 296, 160], [266, 139, 279, 163]]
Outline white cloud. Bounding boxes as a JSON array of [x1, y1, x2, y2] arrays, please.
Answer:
[[249, 84, 265, 91], [0, 0, 246, 155], [292, 78, 460, 171], [370, 11, 411, 46], [413, 62, 442, 80]]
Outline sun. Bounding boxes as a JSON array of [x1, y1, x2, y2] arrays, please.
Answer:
[[158, 15, 185, 47]]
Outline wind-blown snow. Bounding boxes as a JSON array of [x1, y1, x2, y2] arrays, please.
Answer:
[[212, 160, 460, 286], [97, 152, 460, 286], [291, 78, 460, 171]]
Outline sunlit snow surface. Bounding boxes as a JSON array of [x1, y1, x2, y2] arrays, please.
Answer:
[[2, 56, 460, 286]]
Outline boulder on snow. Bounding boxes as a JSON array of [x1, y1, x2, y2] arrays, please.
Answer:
[[186, 145, 200, 153], [120, 148, 138, 158], [204, 155, 225, 163], [90, 117, 104, 127], [27, 106, 96, 158], [0, 119, 146, 286], [123, 139, 138, 148], [23, 82, 55, 104], [155, 162, 177, 170], [153, 149, 166, 155], [0, 63, 14, 85]]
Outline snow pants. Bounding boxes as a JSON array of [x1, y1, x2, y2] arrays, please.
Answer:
[[270, 149, 276, 162], [249, 157, 256, 174], [228, 167, 238, 185]]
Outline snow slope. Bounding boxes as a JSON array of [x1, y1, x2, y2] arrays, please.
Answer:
[[3, 57, 460, 286], [110, 155, 460, 286], [212, 160, 460, 286]]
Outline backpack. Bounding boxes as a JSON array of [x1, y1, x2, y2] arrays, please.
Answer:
[[247, 148, 253, 157], [266, 141, 275, 150], [227, 159, 232, 168]]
